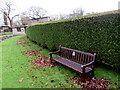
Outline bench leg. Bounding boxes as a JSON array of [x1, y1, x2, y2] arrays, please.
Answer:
[[91, 70, 94, 77], [81, 73, 86, 82], [50, 58, 53, 64]]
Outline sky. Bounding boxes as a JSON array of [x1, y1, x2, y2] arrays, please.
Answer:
[[12, 0, 119, 16], [0, 0, 119, 25]]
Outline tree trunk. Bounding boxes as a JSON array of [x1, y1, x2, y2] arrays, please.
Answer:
[[9, 20, 13, 32]]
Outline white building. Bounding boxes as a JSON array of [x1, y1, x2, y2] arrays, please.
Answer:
[[0, 12, 4, 26], [30, 17, 50, 25]]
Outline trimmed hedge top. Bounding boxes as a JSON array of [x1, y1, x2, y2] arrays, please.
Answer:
[[26, 10, 120, 71], [30, 10, 119, 26]]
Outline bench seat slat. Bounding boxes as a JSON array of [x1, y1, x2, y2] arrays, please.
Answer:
[[53, 56, 93, 74]]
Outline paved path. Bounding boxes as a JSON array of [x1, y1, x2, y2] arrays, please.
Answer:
[[12, 32, 25, 35], [0, 32, 25, 42]]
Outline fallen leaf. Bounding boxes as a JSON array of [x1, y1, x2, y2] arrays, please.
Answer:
[[51, 80, 54, 82], [28, 70, 32, 72], [43, 69, 46, 71], [17, 78, 24, 82], [56, 86, 58, 88], [64, 80, 69, 83], [69, 76, 73, 79], [30, 82, 35, 86], [32, 76, 35, 78], [45, 83, 48, 86]]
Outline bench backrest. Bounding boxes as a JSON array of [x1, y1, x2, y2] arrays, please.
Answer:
[[59, 47, 96, 65]]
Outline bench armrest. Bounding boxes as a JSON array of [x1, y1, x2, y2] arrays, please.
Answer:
[[81, 60, 95, 73], [82, 60, 95, 68], [49, 50, 60, 55]]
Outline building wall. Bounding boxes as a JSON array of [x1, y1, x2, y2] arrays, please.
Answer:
[[0, 12, 4, 26], [30, 17, 50, 25]]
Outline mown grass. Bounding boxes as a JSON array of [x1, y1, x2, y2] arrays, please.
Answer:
[[0, 41, 2, 89], [2, 35, 119, 88], [0, 32, 13, 38], [1, 32, 13, 36]]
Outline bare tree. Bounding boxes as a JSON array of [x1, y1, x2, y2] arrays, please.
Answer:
[[71, 8, 84, 17], [58, 13, 68, 20], [24, 6, 47, 20], [21, 16, 31, 25], [0, 0, 19, 31]]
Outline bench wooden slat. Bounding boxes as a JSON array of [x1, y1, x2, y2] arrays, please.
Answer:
[[61, 47, 95, 57], [52, 56, 93, 73]]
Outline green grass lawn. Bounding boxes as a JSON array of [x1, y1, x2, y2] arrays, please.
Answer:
[[0, 32, 13, 36], [0, 41, 2, 89], [2, 35, 119, 88]]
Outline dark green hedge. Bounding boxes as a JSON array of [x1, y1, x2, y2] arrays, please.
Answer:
[[26, 11, 120, 71]]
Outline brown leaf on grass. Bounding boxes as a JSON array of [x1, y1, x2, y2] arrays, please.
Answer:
[[17, 78, 24, 82], [16, 42, 30, 45], [43, 69, 46, 71], [69, 76, 73, 79], [73, 77, 112, 89], [28, 70, 32, 72], [26, 44, 31, 47], [45, 83, 48, 86], [64, 80, 69, 83], [32, 65, 37, 69], [28, 60, 33, 62], [32, 76, 35, 78], [30, 82, 35, 86], [31, 65, 41, 69], [56, 86, 58, 88], [24, 50, 40, 56], [70, 84, 75, 88], [19, 37, 25, 39]]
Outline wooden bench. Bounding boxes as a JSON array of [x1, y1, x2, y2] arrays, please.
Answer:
[[49, 46, 96, 82]]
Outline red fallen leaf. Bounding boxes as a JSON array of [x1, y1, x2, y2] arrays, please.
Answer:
[[74, 77, 112, 89], [64, 80, 69, 83], [16, 42, 30, 45], [69, 76, 73, 79], [32, 76, 34, 78], [28, 70, 31, 73], [43, 69, 46, 71], [17, 78, 24, 82], [32, 66, 37, 69], [28, 60, 33, 62], [24, 50, 40, 56]]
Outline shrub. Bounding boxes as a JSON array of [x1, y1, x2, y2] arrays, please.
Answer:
[[26, 10, 120, 71]]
